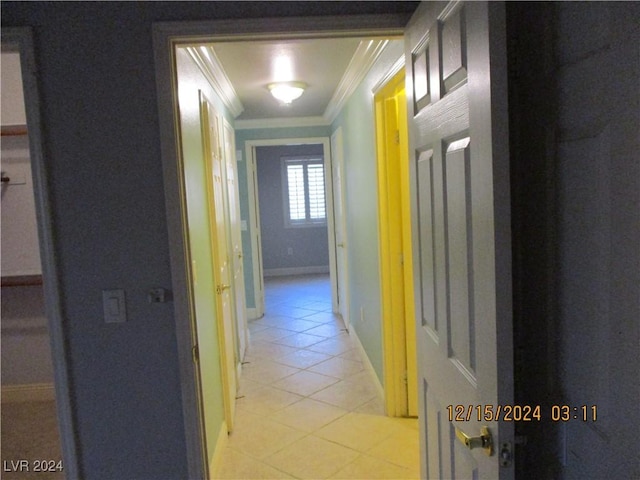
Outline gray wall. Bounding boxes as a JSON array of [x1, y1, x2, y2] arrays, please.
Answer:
[[256, 144, 329, 273], [554, 3, 639, 477], [2, 1, 637, 478], [509, 3, 639, 478], [0, 2, 419, 478]]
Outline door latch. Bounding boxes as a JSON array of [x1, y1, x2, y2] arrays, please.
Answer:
[[499, 441, 513, 467]]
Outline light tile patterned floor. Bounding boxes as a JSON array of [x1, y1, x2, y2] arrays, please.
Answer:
[[216, 274, 420, 479]]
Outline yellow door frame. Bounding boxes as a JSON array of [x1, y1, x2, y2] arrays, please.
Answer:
[[375, 68, 418, 417]]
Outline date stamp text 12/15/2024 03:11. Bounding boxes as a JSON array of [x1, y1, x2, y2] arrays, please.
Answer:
[[447, 404, 598, 423]]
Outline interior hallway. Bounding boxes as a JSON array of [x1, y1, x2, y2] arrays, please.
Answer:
[[216, 274, 419, 479]]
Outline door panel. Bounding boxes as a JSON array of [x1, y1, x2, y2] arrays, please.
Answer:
[[406, 2, 513, 478], [331, 128, 350, 328], [416, 148, 437, 336], [444, 137, 474, 376], [223, 119, 248, 365], [201, 94, 237, 432], [440, 4, 468, 94]]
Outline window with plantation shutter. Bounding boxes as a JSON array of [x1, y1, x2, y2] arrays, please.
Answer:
[[282, 157, 326, 227]]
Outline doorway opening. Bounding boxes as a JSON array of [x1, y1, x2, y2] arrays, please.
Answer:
[[245, 137, 336, 320], [374, 67, 418, 418], [154, 14, 413, 478], [1, 49, 65, 475], [1, 29, 79, 478]]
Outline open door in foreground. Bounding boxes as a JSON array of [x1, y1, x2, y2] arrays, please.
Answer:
[[406, 2, 514, 478]]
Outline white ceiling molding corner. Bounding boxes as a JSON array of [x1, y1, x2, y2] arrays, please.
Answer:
[[234, 115, 329, 131], [371, 54, 405, 94], [185, 46, 244, 118], [323, 39, 389, 124]]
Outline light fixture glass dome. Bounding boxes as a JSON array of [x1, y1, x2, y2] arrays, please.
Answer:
[[268, 81, 307, 104]]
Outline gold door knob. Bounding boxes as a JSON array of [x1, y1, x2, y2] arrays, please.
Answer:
[[455, 426, 493, 456], [216, 284, 231, 295]]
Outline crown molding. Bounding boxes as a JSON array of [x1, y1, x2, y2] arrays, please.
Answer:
[[187, 37, 392, 129], [323, 39, 389, 123], [234, 115, 329, 130], [371, 54, 405, 94], [185, 46, 244, 118]]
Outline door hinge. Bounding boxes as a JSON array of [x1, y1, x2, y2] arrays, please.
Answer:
[[394, 130, 400, 145], [402, 370, 408, 385], [192, 344, 199, 364]]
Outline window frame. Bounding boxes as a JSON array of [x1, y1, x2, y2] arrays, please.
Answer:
[[281, 155, 327, 228]]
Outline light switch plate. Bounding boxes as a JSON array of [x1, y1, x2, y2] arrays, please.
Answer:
[[103, 289, 126, 323]]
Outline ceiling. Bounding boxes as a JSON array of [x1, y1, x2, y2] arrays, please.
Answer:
[[182, 36, 400, 129]]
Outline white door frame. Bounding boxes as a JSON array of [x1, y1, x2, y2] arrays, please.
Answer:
[[330, 127, 351, 326], [245, 137, 336, 317], [153, 15, 407, 479], [1, 28, 80, 478]]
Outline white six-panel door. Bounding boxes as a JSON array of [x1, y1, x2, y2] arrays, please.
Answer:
[[405, 2, 514, 478]]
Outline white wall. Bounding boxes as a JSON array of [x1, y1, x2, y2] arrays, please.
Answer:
[[1, 135, 41, 276], [1, 52, 26, 126]]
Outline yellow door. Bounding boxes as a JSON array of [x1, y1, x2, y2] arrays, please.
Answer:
[[376, 68, 418, 417]]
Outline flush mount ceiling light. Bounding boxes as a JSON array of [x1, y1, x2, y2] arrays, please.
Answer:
[[268, 81, 307, 104]]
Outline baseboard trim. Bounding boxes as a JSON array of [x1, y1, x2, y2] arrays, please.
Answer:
[[348, 328, 385, 402], [1, 383, 55, 403], [236, 360, 243, 381], [263, 266, 330, 277], [208, 420, 229, 480], [246, 307, 260, 321]]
